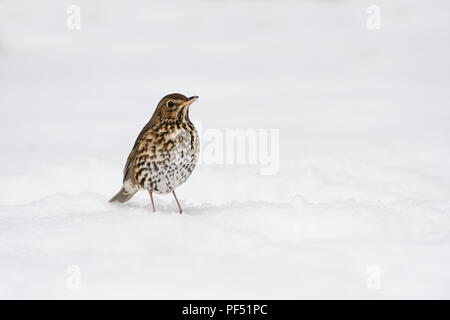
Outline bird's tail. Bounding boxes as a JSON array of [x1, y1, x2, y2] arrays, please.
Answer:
[[109, 187, 137, 203]]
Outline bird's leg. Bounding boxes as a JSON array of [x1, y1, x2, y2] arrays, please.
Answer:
[[172, 191, 183, 214], [148, 190, 156, 212]]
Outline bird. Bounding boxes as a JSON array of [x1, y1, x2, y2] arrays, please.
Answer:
[[109, 93, 200, 214]]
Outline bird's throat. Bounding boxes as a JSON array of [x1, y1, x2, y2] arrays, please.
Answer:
[[177, 106, 191, 123]]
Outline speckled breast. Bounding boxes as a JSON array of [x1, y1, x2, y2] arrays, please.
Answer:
[[134, 122, 199, 194]]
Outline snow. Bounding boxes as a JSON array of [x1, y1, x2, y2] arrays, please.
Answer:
[[1, 0, 450, 299]]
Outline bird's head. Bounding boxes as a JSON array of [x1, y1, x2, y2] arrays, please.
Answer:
[[153, 93, 198, 123]]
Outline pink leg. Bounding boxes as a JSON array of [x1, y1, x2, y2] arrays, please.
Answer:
[[172, 191, 183, 214], [148, 190, 156, 212]]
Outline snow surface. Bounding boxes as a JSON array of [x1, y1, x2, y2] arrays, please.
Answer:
[[1, 0, 450, 299]]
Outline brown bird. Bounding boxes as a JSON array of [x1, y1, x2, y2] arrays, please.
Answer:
[[110, 93, 200, 213]]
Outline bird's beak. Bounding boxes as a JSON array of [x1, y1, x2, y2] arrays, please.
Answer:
[[180, 96, 199, 107]]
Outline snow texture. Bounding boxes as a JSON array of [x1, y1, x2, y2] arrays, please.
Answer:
[[1, 0, 450, 299]]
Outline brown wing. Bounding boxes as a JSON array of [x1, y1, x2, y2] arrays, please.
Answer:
[[122, 119, 155, 184], [123, 146, 137, 184]]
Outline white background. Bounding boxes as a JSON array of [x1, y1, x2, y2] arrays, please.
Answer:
[[1, 0, 450, 298]]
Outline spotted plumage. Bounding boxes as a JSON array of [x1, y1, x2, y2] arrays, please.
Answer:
[[110, 93, 200, 213]]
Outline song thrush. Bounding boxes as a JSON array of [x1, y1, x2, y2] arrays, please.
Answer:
[[110, 93, 200, 214]]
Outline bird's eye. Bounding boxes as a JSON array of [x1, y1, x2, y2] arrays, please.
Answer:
[[167, 101, 175, 108]]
